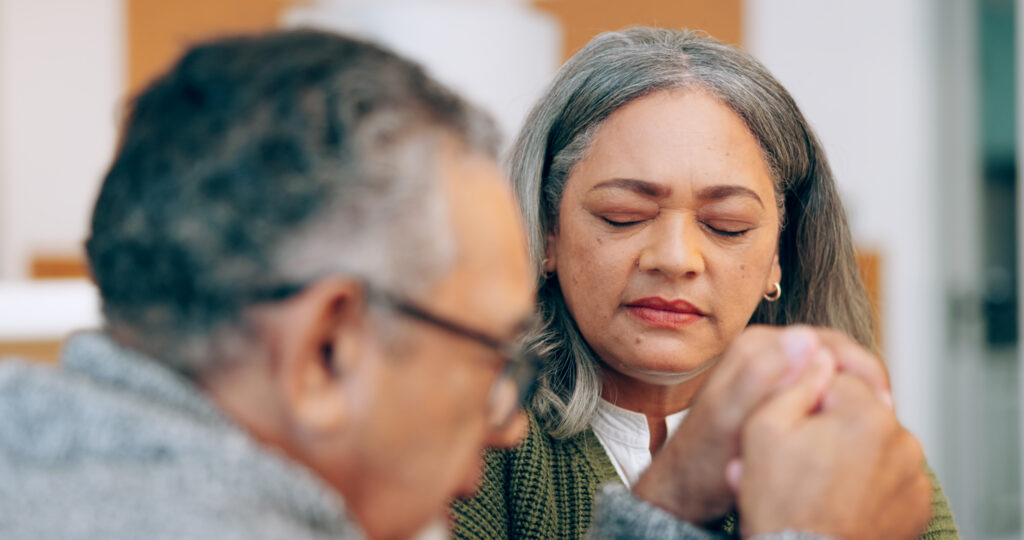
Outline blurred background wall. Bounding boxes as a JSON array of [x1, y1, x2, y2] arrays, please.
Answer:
[[0, 1, 1018, 538]]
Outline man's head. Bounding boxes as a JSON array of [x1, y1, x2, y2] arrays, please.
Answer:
[[86, 30, 533, 538]]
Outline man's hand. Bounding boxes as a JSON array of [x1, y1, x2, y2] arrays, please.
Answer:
[[734, 365, 932, 540]]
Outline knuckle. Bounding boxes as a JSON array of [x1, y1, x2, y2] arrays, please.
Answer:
[[817, 327, 863, 352], [816, 326, 849, 343], [896, 429, 925, 464], [836, 372, 875, 400], [882, 429, 926, 485]]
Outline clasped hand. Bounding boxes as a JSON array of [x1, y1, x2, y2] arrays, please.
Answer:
[[632, 326, 932, 540]]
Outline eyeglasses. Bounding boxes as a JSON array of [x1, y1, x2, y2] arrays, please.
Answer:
[[250, 279, 541, 430], [365, 286, 541, 429]]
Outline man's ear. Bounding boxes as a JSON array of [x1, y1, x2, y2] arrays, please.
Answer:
[[273, 277, 368, 435]]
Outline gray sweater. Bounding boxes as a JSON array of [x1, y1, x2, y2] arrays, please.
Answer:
[[0, 332, 363, 539]]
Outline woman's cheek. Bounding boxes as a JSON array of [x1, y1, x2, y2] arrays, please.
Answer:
[[561, 257, 609, 326]]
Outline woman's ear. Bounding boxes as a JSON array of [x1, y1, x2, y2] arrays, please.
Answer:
[[543, 232, 558, 273], [274, 278, 368, 435], [767, 253, 782, 294]]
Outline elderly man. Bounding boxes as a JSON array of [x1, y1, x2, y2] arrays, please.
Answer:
[[2, 30, 532, 539], [0, 30, 932, 539]]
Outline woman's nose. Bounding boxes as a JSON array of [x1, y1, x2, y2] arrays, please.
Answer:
[[636, 213, 705, 278]]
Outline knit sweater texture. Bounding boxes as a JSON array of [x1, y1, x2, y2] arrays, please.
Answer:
[[0, 332, 365, 539], [451, 412, 960, 539]]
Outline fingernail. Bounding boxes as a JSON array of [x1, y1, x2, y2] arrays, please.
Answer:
[[780, 327, 815, 366]]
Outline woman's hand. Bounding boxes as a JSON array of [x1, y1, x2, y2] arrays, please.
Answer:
[[632, 325, 892, 526]]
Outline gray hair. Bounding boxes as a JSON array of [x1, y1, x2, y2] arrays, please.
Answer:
[[87, 30, 500, 376], [511, 27, 874, 439]]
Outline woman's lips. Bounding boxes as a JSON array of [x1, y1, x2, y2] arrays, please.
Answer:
[[624, 297, 705, 329]]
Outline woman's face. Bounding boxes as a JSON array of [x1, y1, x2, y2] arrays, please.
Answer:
[[546, 89, 782, 386]]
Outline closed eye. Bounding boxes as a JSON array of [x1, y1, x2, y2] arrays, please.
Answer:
[[703, 223, 750, 237], [601, 217, 646, 228]]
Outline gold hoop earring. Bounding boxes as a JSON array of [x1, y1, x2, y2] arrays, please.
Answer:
[[763, 282, 781, 302]]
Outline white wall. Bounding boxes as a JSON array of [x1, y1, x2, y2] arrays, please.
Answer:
[[0, 279, 99, 340], [0, 0, 125, 279], [282, 0, 561, 149], [744, 0, 946, 470]]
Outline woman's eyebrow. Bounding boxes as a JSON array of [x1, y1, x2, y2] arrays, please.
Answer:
[[696, 185, 764, 208], [590, 178, 671, 198]]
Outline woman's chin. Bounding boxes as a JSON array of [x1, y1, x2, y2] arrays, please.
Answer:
[[603, 356, 719, 387]]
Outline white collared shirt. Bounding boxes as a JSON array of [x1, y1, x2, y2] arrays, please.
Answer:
[[589, 399, 689, 488]]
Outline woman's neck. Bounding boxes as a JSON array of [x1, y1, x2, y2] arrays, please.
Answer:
[[599, 368, 711, 454]]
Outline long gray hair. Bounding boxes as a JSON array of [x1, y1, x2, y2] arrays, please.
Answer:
[[511, 27, 874, 439]]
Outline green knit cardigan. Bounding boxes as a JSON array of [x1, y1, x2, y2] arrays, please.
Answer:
[[451, 412, 960, 539]]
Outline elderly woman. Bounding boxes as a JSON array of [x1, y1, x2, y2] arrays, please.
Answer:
[[451, 28, 958, 539]]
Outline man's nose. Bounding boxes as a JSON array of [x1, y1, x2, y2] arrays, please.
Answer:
[[637, 212, 705, 278]]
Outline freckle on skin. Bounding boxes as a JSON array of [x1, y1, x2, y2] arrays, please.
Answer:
[[635, 337, 642, 344]]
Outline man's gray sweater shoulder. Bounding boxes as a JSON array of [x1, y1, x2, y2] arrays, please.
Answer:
[[0, 332, 364, 540]]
